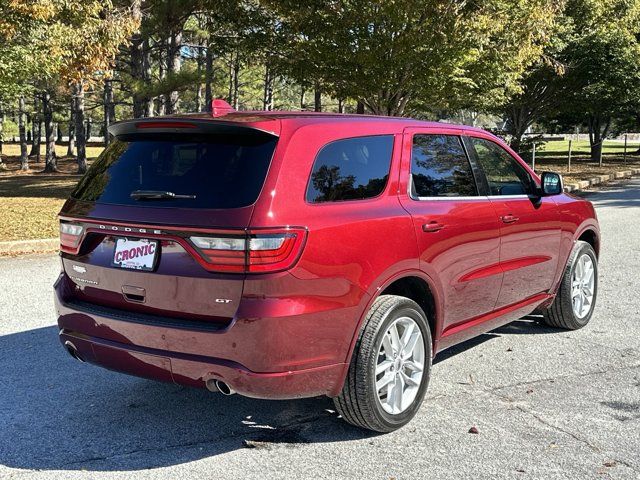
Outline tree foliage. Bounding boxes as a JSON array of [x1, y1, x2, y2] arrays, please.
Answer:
[[2, 0, 640, 174], [267, 0, 560, 116]]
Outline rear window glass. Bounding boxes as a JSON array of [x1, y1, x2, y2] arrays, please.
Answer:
[[306, 135, 393, 203], [71, 134, 277, 209]]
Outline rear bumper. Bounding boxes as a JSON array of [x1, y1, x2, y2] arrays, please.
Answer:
[[54, 275, 350, 399]]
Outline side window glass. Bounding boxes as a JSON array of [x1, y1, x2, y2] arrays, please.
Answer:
[[306, 135, 393, 203], [470, 137, 533, 196], [411, 134, 477, 197]]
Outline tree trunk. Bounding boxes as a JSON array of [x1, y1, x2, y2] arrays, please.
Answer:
[[0, 101, 4, 168], [103, 79, 115, 147], [56, 123, 63, 143], [587, 114, 610, 164], [131, 35, 145, 118], [314, 85, 322, 112], [131, 36, 152, 117], [143, 39, 154, 117], [356, 101, 365, 114], [263, 64, 273, 111], [231, 53, 240, 110], [0, 101, 4, 158], [42, 91, 57, 172], [31, 119, 42, 162], [338, 98, 344, 113], [19, 96, 28, 171], [75, 82, 87, 174], [85, 118, 92, 142], [166, 30, 182, 114], [506, 106, 530, 154], [157, 37, 167, 116], [130, 0, 150, 118], [196, 46, 204, 112], [205, 38, 214, 112], [30, 95, 40, 159], [300, 88, 305, 110], [67, 97, 75, 157], [27, 114, 32, 143]]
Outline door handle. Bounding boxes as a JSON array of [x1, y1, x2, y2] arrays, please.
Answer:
[[422, 221, 445, 233], [501, 214, 519, 224]]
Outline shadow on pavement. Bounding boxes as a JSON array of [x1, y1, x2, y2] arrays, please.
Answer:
[[0, 326, 372, 472], [579, 177, 640, 208], [0, 315, 558, 472]]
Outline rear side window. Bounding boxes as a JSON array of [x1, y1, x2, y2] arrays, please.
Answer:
[[71, 134, 277, 209], [411, 135, 477, 197], [306, 135, 393, 203], [469, 137, 534, 196]]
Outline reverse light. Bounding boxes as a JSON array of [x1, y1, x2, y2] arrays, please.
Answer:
[[60, 222, 84, 253], [189, 228, 306, 273], [191, 236, 245, 251]]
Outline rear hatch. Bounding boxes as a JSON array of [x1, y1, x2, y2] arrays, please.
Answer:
[[58, 118, 279, 327]]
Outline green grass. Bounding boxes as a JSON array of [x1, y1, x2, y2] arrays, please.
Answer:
[[537, 139, 640, 157]]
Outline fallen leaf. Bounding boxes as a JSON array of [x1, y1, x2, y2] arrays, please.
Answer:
[[243, 439, 270, 449], [468, 426, 479, 434]]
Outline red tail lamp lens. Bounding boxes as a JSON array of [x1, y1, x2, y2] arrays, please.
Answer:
[[189, 228, 306, 273]]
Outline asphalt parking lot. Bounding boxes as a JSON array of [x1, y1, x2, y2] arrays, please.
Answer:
[[1, 179, 639, 480]]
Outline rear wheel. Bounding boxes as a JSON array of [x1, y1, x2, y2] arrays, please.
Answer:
[[543, 240, 598, 330], [334, 295, 432, 432]]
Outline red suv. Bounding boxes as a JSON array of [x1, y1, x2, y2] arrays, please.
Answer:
[[55, 108, 600, 432]]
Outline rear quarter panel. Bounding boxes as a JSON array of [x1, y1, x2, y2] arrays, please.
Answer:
[[247, 122, 420, 369]]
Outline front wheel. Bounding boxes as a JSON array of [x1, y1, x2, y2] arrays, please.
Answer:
[[334, 295, 432, 432], [543, 240, 598, 330]]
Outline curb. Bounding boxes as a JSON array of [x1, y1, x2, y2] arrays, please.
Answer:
[[564, 168, 640, 193], [0, 238, 58, 256]]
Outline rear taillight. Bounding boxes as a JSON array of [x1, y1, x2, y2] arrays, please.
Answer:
[[60, 222, 84, 254], [190, 235, 246, 272], [189, 228, 306, 273]]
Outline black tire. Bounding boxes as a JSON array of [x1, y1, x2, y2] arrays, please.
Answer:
[[334, 295, 432, 432], [542, 241, 598, 330]]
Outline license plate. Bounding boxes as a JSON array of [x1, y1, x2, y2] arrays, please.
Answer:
[[112, 238, 158, 271]]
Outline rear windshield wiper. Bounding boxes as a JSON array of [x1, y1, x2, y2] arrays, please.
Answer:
[[130, 190, 196, 200]]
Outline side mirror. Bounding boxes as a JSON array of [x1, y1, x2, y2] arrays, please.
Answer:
[[540, 171, 563, 196]]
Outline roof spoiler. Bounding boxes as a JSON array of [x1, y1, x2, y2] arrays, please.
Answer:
[[108, 117, 278, 138]]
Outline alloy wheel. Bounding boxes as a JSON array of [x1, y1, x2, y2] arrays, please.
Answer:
[[571, 253, 595, 319], [375, 316, 425, 415]]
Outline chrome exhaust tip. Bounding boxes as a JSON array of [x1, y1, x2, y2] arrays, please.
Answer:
[[205, 378, 219, 393], [64, 341, 84, 363], [214, 380, 236, 396]]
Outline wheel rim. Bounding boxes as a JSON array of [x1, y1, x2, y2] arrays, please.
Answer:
[[375, 316, 425, 415], [571, 253, 595, 319]]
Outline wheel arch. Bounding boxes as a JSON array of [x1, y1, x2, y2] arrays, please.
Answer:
[[577, 227, 600, 258], [331, 270, 443, 397]]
